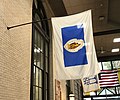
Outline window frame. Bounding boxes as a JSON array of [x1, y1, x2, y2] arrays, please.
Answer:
[[30, 0, 49, 100]]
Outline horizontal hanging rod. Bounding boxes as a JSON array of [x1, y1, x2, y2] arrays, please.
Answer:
[[7, 18, 51, 30]]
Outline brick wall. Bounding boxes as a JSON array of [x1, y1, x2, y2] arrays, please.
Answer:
[[0, 0, 32, 100]]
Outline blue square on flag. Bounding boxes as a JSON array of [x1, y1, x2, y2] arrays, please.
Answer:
[[61, 24, 88, 67]]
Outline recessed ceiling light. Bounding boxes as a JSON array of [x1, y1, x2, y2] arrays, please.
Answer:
[[113, 38, 120, 43], [111, 48, 119, 52], [100, 4, 103, 6]]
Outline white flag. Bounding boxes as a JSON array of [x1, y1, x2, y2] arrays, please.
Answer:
[[81, 75, 100, 93], [52, 10, 100, 80]]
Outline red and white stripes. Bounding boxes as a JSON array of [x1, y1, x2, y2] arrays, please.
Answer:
[[99, 70, 119, 87]]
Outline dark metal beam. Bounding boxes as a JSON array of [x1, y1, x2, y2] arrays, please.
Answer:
[[94, 29, 120, 36], [98, 55, 120, 62], [83, 93, 120, 98], [7, 19, 50, 30]]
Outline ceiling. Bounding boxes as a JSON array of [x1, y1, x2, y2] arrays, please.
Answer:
[[48, 0, 120, 60]]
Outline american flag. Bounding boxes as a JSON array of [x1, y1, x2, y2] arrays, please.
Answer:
[[99, 70, 120, 88]]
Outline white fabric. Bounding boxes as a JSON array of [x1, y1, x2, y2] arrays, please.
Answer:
[[52, 10, 100, 80], [81, 75, 100, 93]]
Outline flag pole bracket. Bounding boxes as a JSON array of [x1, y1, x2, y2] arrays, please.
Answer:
[[7, 18, 50, 30]]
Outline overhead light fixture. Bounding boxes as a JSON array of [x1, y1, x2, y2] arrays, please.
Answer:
[[111, 48, 119, 53], [113, 38, 120, 43], [100, 4, 103, 6]]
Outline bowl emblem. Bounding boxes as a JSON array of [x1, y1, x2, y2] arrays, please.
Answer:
[[64, 39, 84, 52]]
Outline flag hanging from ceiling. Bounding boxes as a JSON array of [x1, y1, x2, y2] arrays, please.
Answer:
[[99, 70, 119, 88], [117, 68, 120, 84], [52, 10, 100, 80], [81, 75, 100, 93]]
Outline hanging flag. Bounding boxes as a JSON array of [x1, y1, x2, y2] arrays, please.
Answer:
[[84, 92, 90, 96], [81, 75, 100, 93], [52, 10, 100, 80], [117, 68, 120, 84], [99, 70, 119, 88]]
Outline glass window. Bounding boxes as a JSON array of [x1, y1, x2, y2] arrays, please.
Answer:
[[107, 87, 116, 94], [99, 89, 106, 95], [36, 87, 38, 100], [66, 80, 70, 100], [46, 74, 48, 89], [39, 88, 42, 100], [102, 61, 111, 70], [34, 30, 37, 46], [45, 42, 48, 57], [37, 51, 41, 68], [45, 42, 49, 72], [40, 53, 44, 69], [40, 9, 44, 18], [33, 86, 36, 100], [45, 57, 48, 72], [116, 87, 120, 94], [33, 66, 36, 85], [98, 88, 115, 95], [34, 47, 37, 65], [41, 37, 44, 53], [38, 70, 42, 87], [38, 33, 41, 48], [34, 0, 38, 8], [74, 80, 81, 100], [98, 62, 102, 70], [36, 68, 38, 86], [35, 13, 42, 27], [31, 0, 49, 100], [46, 90, 47, 100], [112, 60, 120, 69]]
